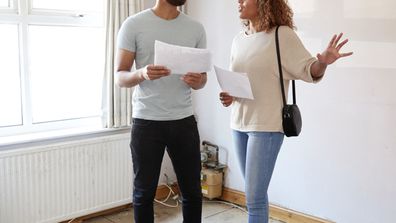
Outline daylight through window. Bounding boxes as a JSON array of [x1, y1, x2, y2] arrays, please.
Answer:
[[0, 0, 106, 137]]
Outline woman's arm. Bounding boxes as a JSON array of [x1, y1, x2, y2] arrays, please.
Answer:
[[310, 60, 328, 79]]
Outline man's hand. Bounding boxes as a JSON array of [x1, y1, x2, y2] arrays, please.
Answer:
[[181, 72, 207, 90], [140, 64, 171, 80]]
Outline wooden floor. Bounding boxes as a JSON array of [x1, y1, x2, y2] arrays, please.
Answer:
[[83, 200, 284, 223]]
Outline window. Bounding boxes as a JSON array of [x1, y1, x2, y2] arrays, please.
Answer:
[[0, 0, 106, 138], [32, 0, 102, 12], [29, 26, 104, 123], [0, 25, 21, 127], [0, 0, 12, 8]]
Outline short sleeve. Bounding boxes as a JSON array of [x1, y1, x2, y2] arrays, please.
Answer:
[[278, 26, 317, 83], [196, 24, 207, 49], [117, 17, 137, 53]]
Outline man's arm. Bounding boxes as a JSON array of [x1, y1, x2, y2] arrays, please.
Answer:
[[115, 49, 170, 88], [115, 49, 144, 88]]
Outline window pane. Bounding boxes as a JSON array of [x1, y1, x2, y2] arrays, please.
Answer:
[[0, 24, 22, 127], [0, 0, 11, 8], [32, 0, 103, 12], [29, 25, 105, 123]]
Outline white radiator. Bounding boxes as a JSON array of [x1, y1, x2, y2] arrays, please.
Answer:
[[0, 133, 133, 223]]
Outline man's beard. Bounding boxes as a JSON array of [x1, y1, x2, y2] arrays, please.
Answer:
[[166, 0, 186, 6]]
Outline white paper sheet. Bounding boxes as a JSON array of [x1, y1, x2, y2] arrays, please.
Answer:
[[154, 40, 212, 75], [214, 65, 254, 100]]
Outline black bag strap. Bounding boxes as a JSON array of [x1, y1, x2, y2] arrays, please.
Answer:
[[275, 26, 297, 106]]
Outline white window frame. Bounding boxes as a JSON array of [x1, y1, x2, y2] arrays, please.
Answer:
[[0, 0, 17, 12], [0, 0, 106, 139]]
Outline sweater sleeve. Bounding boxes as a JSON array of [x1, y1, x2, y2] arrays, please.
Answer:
[[229, 34, 238, 70], [278, 26, 318, 83]]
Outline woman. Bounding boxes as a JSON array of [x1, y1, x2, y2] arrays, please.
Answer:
[[219, 0, 352, 222]]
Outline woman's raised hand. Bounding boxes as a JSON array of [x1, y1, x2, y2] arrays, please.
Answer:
[[317, 33, 353, 65]]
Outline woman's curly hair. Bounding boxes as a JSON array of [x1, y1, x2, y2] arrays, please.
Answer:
[[245, 0, 295, 32]]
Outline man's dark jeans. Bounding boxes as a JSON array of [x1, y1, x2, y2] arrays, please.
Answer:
[[130, 115, 202, 223]]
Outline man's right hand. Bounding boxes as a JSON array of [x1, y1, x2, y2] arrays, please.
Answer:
[[140, 65, 170, 80]]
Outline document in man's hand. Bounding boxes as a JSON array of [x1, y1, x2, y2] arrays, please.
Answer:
[[154, 40, 212, 75], [214, 66, 254, 100]]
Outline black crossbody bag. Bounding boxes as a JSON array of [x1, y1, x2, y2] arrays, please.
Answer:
[[275, 26, 302, 137]]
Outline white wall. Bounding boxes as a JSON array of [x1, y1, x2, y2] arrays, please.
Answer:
[[143, 0, 155, 8], [188, 0, 396, 223]]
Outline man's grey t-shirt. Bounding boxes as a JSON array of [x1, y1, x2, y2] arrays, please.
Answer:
[[117, 9, 207, 121]]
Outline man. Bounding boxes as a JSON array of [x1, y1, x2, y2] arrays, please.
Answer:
[[115, 0, 207, 222]]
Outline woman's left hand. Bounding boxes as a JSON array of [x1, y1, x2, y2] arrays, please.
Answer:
[[317, 33, 353, 65], [219, 92, 234, 107]]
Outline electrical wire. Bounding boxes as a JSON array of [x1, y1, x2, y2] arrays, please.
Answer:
[[67, 218, 76, 223], [154, 183, 180, 208]]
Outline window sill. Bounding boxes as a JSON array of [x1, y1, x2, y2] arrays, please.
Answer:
[[0, 127, 131, 151]]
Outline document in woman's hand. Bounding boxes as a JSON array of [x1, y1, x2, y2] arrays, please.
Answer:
[[214, 65, 254, 100]]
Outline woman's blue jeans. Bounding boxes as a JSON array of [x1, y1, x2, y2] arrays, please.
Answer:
[[232, 130, 284, 223], [130, 116, 202, 223]]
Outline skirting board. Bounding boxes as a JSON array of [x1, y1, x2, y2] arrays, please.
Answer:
[[220, 187, 335, 223]]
